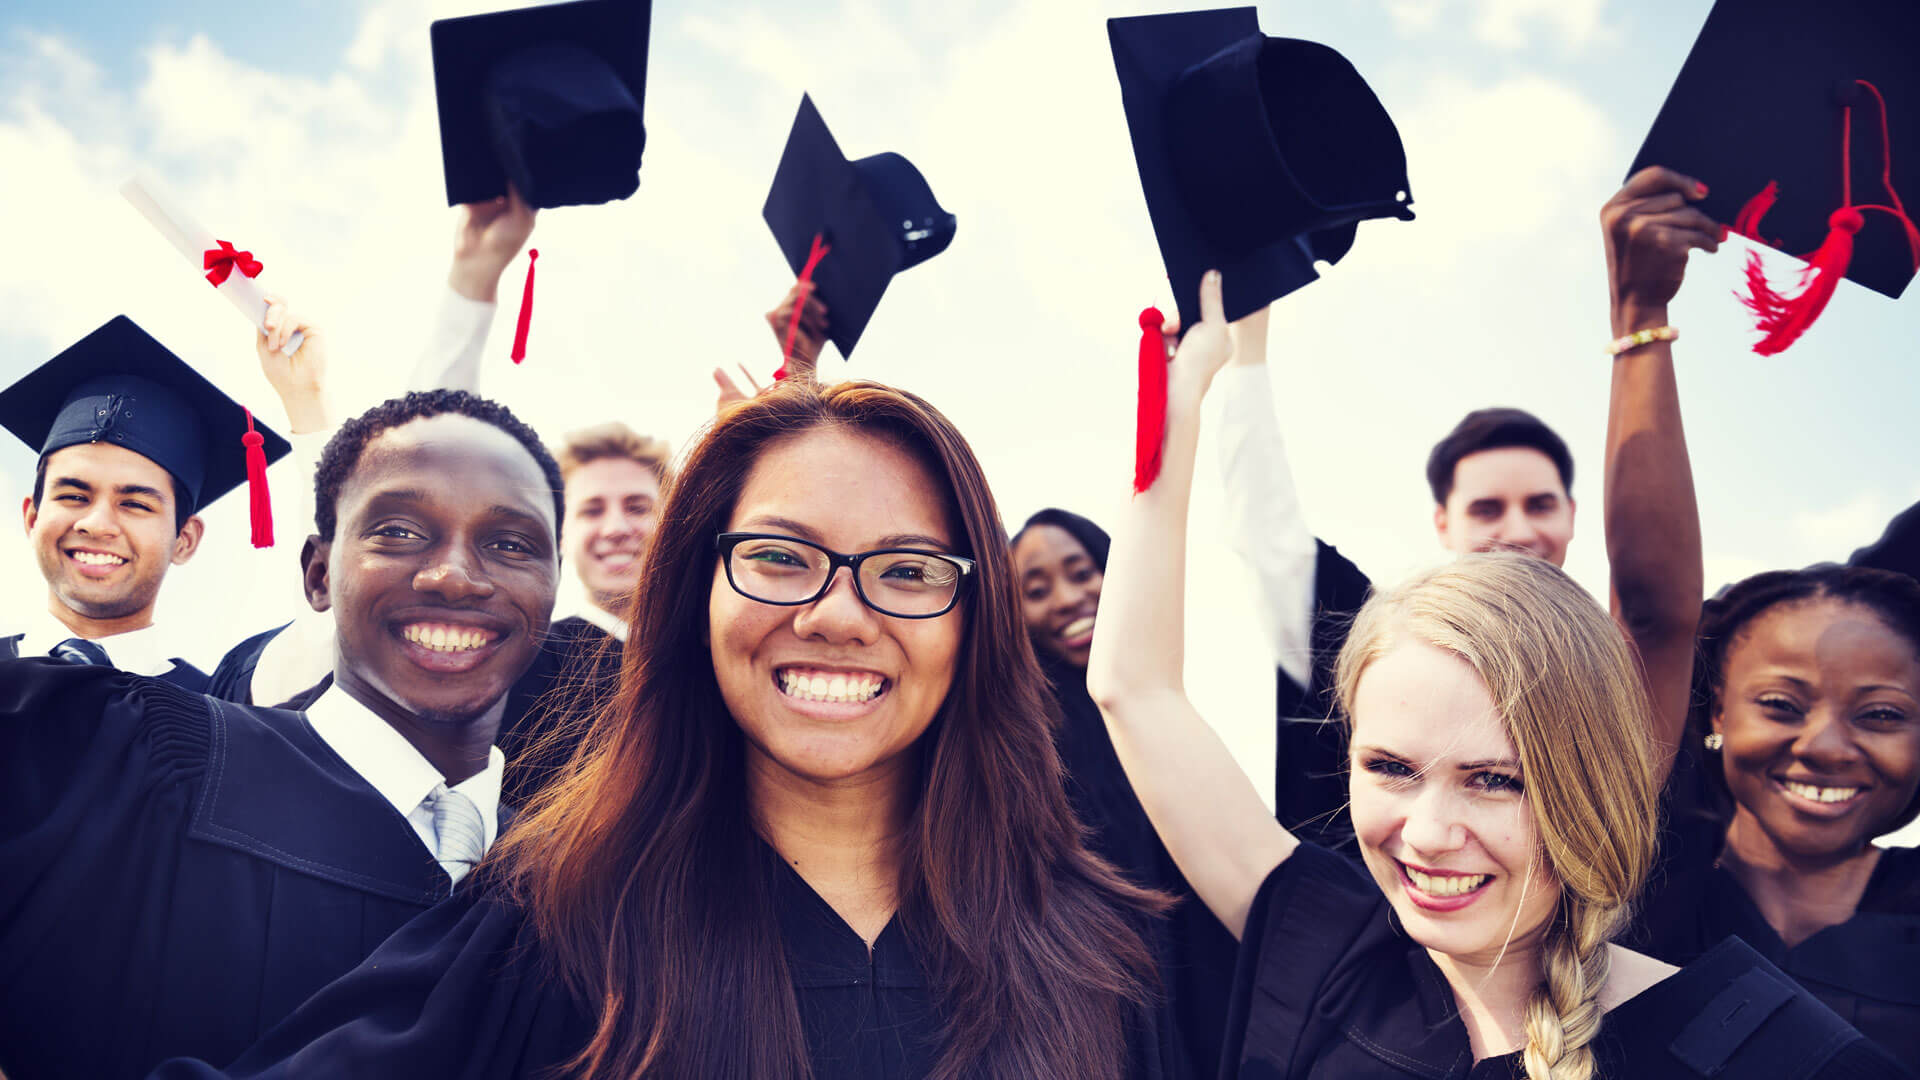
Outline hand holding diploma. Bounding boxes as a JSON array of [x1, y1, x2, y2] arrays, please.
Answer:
[[119, 171, 303, 356]]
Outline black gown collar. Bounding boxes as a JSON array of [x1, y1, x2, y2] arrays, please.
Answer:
[[187, 694, 452, 905], [763, 841, 927, 990]]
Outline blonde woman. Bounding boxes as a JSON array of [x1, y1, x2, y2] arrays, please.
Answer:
[[1087, 270, 1907, 1079]]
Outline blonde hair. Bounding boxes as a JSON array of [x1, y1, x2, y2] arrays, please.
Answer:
[[1333, 554, 1658, 1080], [553, 422, 674, 490]]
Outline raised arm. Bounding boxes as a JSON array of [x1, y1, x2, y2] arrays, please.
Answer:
[[1600, 167, 1711, 778], [1086, 272, 1296, 939], [413, 189, 538, 393], [1215, 305, 1319, 688]]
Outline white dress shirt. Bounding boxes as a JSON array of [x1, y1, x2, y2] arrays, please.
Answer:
[[248, 286, 499, 706], [303, 682, 505, 861], [570, 599, 629, 643], [10, 609, 193, 678], [1216, 364, 1320, 688]]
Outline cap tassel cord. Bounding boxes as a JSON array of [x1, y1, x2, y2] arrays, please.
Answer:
[[1732, 80, 1920, 356], [242, 407, 273, 548], [776, 233, 832, 381], [510, 249, 538, 364], [1133, 307, 1167, 494]]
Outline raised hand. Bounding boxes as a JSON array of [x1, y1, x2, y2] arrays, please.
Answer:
[[765, 279, 829, 382], [448, 186, 538, 303], [1165, 270, 1233, 411], [1603, 166, 1719, 328], [713, 363, 767, 414], [257, 295, 329, 434]]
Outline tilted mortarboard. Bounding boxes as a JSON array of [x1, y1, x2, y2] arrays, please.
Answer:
[[762, 94, 958, 371], [0, 317, 291, 542], [1108, 6, 1414, 491], [1632, 0, 1919, 356], [431, 0, 653, 363]]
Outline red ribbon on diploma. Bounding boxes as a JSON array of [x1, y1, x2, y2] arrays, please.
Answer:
[[204, 240, 264, 287]]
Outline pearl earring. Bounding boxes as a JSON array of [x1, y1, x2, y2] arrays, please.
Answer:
[[1704, 733, 1723, 751]]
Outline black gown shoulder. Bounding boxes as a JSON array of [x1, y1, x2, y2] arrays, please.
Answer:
[[1219, 843, 1911, 1079], [495, 615, 621, 807], [1271, 540, 1371, 854], [0, 659, 452, 1080], [1629, 748, 1920, 1063]]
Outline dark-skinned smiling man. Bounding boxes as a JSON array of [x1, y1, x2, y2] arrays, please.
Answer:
[[0, 313, 565, 1080]]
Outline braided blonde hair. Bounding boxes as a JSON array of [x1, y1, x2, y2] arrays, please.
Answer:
[[1334, 554, 1660, 1080]]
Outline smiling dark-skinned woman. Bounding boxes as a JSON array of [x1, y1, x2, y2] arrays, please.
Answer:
[[1629, 565, 1920, 1063], [151, 378, 1178, 1080], [1012, 507, 1238, 1079]]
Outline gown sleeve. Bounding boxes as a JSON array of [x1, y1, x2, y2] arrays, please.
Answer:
[[149, 891, 583, 1080], [1217, 843, 1392, 1075], [0, 659, 207, 906]]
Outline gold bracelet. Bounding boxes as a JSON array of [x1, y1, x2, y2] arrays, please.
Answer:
[[1605, 325, 1678, 357]]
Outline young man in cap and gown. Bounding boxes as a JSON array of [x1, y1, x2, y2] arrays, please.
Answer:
[[0, 308, 566, 1079]]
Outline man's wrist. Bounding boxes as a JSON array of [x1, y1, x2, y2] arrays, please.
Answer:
[[279, 393, 330, 435], [447, 260, 505, 304]]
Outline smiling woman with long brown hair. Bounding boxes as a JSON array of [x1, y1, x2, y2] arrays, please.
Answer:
[[154, 378, 1174, 1080]]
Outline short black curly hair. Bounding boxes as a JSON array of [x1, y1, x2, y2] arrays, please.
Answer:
[[313, 389, 565, 543]]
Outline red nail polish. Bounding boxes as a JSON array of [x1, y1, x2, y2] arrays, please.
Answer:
[[1696, 182, 1709, 197]]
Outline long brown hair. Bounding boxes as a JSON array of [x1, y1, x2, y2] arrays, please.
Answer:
[[491, 380, 1164, 1080]]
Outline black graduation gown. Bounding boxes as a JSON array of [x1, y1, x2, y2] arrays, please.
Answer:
[[152, 842, 1176, 1080], [1218, 843, 1912, 1079], [1042, 657, 1238, 1080], [204, 615, 618, 807], [2, 631, 212, 692], [1628, 748, 1920, 1064], [1271, 540, 1372, 853], [0, 660, 453, 1080]]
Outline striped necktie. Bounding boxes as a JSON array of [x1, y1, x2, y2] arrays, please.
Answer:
[[426, 783, 487, 886], [50, 638, 113, 667]]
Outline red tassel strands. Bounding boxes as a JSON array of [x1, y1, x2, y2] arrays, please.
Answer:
[[242, 408, 273, 549], [510, 248, 538, 364], [776, 233, 832, 381], [1731, 81, 1920, 356], [1133, 307, 1168, 494]]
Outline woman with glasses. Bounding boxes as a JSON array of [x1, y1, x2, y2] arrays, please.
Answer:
[[155, 379, 1177, 1080]]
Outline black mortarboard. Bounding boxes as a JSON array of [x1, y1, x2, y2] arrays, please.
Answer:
[[1109, 7, 1414, 330], [1632, 0, 1920, 301], [0, 316, 291, 517], [431, 0, 651, 209], [762, 94, 957, 359]]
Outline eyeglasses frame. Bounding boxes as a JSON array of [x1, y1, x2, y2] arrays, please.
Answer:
[[714, 531, 975, 619]]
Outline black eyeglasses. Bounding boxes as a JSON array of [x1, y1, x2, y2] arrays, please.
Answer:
[[715, 532, 974, 619]]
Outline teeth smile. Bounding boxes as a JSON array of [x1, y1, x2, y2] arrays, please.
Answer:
[[1782, 780, 1862, 804], [400, 624, 497, 653], [69, 551, 127, 566], [1060, 616, 1096, 640], [779, 668, 886, 705], [1404, 866, 1490, 897]]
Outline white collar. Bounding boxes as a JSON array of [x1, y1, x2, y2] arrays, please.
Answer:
[[574, 601, 629, 642], [11, 608, 182, 678], [303, 683, 506, 848]]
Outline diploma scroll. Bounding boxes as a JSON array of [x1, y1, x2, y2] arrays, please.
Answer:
[[119, 172, 303, 356]]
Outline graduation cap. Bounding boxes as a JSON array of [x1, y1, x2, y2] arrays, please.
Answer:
[[0, 316, 292, 545], [762, 94, 958, 364], [431, 0, 650, 211], [1108, 7, 1415, 332], [1631, 0, 1920, 355]]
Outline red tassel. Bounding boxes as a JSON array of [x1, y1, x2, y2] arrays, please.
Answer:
[[1133, 307, 1167, 494], [510, 248, 538, 364], [776, 233, 832, 381], [243, 408, 273, 549], [1740, 207, 1864, 356], [1730, 181, 1779, 244]]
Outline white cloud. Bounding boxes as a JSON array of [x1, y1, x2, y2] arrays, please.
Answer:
[[1378, 0, 1610, 51]]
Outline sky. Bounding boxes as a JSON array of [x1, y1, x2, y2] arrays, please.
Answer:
[[2, 0, 1916, 817]]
